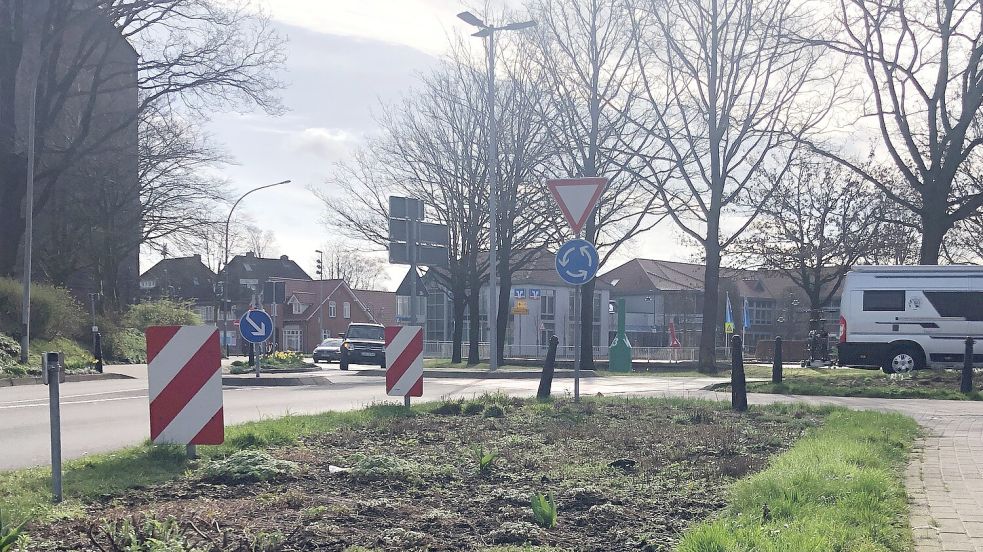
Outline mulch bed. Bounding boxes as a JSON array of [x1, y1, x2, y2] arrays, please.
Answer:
[[28, 397, 823, 551]]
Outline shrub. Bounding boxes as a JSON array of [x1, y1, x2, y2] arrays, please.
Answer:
[[105, 328, 147, 363], [433, 400, 463, 415], [349, 454, 422, 484], [231, 360, 245, 367], [199, 450, 297, 484], [462, 401, 484, 416], [123, 299, 201, 331], [530, 493, 558, 529], [0, 278, 83, 340], [483, 404, 506, 418]]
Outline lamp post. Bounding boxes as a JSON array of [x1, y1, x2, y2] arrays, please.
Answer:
[[457, 11, 536, 370], [315, 249, 324, 343], [220, 180, 291, 357]]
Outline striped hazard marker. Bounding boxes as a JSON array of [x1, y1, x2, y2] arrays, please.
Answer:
[[385, 325, 423, 397], [146, 326, 224, 445]]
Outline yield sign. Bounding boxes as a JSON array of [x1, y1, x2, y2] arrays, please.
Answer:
[[547, 177, 608, 235]]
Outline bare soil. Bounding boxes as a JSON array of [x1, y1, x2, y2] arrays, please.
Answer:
[[28, 397, 822, 551]]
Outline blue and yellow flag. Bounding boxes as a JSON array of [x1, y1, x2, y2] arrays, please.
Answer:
[[743, 297, 751, 332], [725, 292, 735, 334]]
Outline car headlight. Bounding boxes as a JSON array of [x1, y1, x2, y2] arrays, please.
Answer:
[[342, 342, 351, 350]]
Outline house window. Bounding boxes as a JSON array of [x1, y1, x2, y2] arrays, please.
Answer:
[[290, 298, 305, 315], [747, 299, 774, 326], [540, 321, 555, 346], [344, 302, 351, 319], [328, 301, 337, 317], [541, 290, 555, 320], [284, 329, 302, 351], [321, 329, 331, 340]]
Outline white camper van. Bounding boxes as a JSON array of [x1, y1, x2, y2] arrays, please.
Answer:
[[838, 265, 983, 373]]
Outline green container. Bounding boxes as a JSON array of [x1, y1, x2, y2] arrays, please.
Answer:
[[609, 298, 632, 372]]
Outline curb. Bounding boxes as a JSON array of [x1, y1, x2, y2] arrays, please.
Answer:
[[351, 369, 598, 379], [0, 372, 135, 387], [221, 376, 332, 387]]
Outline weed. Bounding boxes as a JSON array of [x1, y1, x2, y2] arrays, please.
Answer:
[[349, 454, 422, 484], [432, 400, 462, 415], [489, 521, 546, 545], [199, 450, 297, 484], [530, 493, 558, 529], [97, 515, 196, 551], [462, 401, 485, 416], [0, 508, 26, 552], [249, 529, 284, 551], [483, 404, 506, 418], [472, 445, 500, 474]]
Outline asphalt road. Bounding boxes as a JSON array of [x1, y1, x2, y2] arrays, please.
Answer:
[[0, 364, 724, 470]]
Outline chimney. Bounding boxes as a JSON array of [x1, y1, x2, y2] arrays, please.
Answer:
[[280, 255, 289, 261], [246, 251, 256, 258], [193, 254, 202, 262]]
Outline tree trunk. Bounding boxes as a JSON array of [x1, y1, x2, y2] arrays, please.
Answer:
[[467, 280, 481, 365], [450, 283, 466, 364], [579, 278, 596, 372], [919, 207, 948, 265], [699, 240, 722, 373], [0, 153, 26, 276], [808, 290, 823, 331], [496, 269, 512, 366]]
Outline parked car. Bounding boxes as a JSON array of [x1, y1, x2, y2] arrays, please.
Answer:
[[838, 265, 983, 373], [312, 338, 343, 364], [339, 323, 386, 370]]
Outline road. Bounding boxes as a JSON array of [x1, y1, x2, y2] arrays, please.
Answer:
[[0, 364, 723, 470]]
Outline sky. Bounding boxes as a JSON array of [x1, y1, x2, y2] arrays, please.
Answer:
[[142, 0, 693, 291]]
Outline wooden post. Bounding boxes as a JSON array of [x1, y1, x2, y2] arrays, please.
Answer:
[[962, 337, 974, 394], [772, 336, 783, 384], [731, 335, 747, 412], [538, 335, 559, 400]]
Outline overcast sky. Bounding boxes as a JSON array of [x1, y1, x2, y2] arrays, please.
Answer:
[[144, 0, 693, 291]]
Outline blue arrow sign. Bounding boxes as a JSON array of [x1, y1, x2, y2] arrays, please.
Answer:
[[239, 309, 273, 343], [555, 239, 599, 286]]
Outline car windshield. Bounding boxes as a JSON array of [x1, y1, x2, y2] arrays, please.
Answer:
[[319, 339, 342, 347], [346, 325, 384, 340]]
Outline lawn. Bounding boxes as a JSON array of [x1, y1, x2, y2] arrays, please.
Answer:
[[424, 358, 539, 371], [9, 396, 835, 551]]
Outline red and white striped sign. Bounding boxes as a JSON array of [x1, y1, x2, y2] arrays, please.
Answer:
[[146, 326, 224, 445], [385, 325, 423, 397]]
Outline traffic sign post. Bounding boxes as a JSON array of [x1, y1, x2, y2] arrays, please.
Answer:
[[546, 178, 608, 402], [385, 325, 424, 407], [240, 310, 273, 378]]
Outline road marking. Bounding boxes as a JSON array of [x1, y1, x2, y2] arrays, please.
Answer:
[[0, 385, 260, 410], [0, 387, 149, 405]]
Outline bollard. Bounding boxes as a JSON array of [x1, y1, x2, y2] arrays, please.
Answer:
[[538, 335, 559, 400], [44, 352, 64, 503], [772, 336, 783, 384], [731, 335, 748, 412], [962, 336, 974, 393], [94, 332, 104, 373]]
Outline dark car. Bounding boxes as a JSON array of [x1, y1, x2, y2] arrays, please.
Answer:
[[339, 323, 386, 370], [312, 338, 343, 364]]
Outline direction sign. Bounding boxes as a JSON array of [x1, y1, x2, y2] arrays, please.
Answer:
[[239, 310, 273, 343], [385, 325, 423, 397], [547, 177, 608, 235], [555, 239, 599, 286]]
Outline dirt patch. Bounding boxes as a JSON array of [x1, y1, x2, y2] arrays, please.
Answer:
[[27, 398, 822, 551]]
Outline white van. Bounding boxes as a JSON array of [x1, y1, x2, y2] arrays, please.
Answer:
[[838, 265, 983, 373]]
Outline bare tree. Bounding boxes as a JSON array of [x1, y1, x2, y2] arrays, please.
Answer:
[[733, 155, 885, 328], [812, 0, 983, 265], [625, 0, 838, 371], [244, 223, 277, 258], [319, 242, 387, 290], [527, 0, 664, 369]]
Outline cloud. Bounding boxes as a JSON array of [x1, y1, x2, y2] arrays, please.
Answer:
[[286, 127, 358, 160]]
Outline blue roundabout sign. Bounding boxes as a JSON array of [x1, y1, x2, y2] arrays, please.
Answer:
[[555, 239, 599, 286]]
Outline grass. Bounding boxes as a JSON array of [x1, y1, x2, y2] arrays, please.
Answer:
[[678, 409, 919, 551], [0, 403, 416, 526], [0, 337, 95, 377], [424, 358, 536, 370]]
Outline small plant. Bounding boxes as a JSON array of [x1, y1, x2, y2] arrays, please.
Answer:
[[530, 492, 558, 529], [471, 445, 500, 474], [483, 404, 505, 418], [98, 515, 194, 551], [462, 401, 484, 416], [432, 400, 462, 415], [0, 509, 26, 552], [199, 450, 298, 483]]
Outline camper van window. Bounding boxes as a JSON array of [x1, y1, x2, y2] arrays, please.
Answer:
[[862, 290, 905, 311], [924, 291, 983, 321]]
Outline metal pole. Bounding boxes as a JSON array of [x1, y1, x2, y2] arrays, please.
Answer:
[[19, 78, 37, 363], [47, 357, 62, 502], [186, 445, 197, 460], [487, 30, 499, 371], [253, 342, 260, 378]]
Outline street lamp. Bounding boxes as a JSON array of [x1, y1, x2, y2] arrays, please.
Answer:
[[220, 180, 291, 356], [457, 10, 536, 370]]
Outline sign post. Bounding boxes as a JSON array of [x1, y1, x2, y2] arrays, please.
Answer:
[[239, 310, 274, 378], [547, 178, 608, 402], [43, 351, 64, 502]]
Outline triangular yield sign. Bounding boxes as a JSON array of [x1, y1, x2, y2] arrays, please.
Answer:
[[546, 177, 608, 235]]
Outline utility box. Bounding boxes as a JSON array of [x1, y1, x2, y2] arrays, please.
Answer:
[[609, 298, 632, 372], [41, 351, 65, 385]]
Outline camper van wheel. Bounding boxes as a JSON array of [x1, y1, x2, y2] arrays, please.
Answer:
[[883, 345, 923, 374]]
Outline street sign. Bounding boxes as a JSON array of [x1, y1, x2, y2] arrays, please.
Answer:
[[389, 196, 425, 221], [388, 242, 449, 267], [388, 219, 449, 246], [262, 281, 286, 303], [385, 325, 423, 397], [512, 299, 529, 315], [547, 177, 608, 235], [239, 310, 273, 343], [146, 326, 223, 445], [555, 239, 600, 286], [529, 289, 541, 299]]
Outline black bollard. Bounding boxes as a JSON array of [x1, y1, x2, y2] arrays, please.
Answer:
[[731, 335, 748, 412], [962, 337, 974, 393], [772, 336, 783, 384], [538, 335, 559, 400], [94, 332, 103, 374], [248, 344, 255, 366]]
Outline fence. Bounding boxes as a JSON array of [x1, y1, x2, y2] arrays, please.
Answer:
[[423, 341, 731, 364]]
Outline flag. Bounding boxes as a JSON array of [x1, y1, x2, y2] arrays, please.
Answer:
[[668, 320, 681, 347], [724, 292, 735, 334], [743, 297, 751, 332]]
